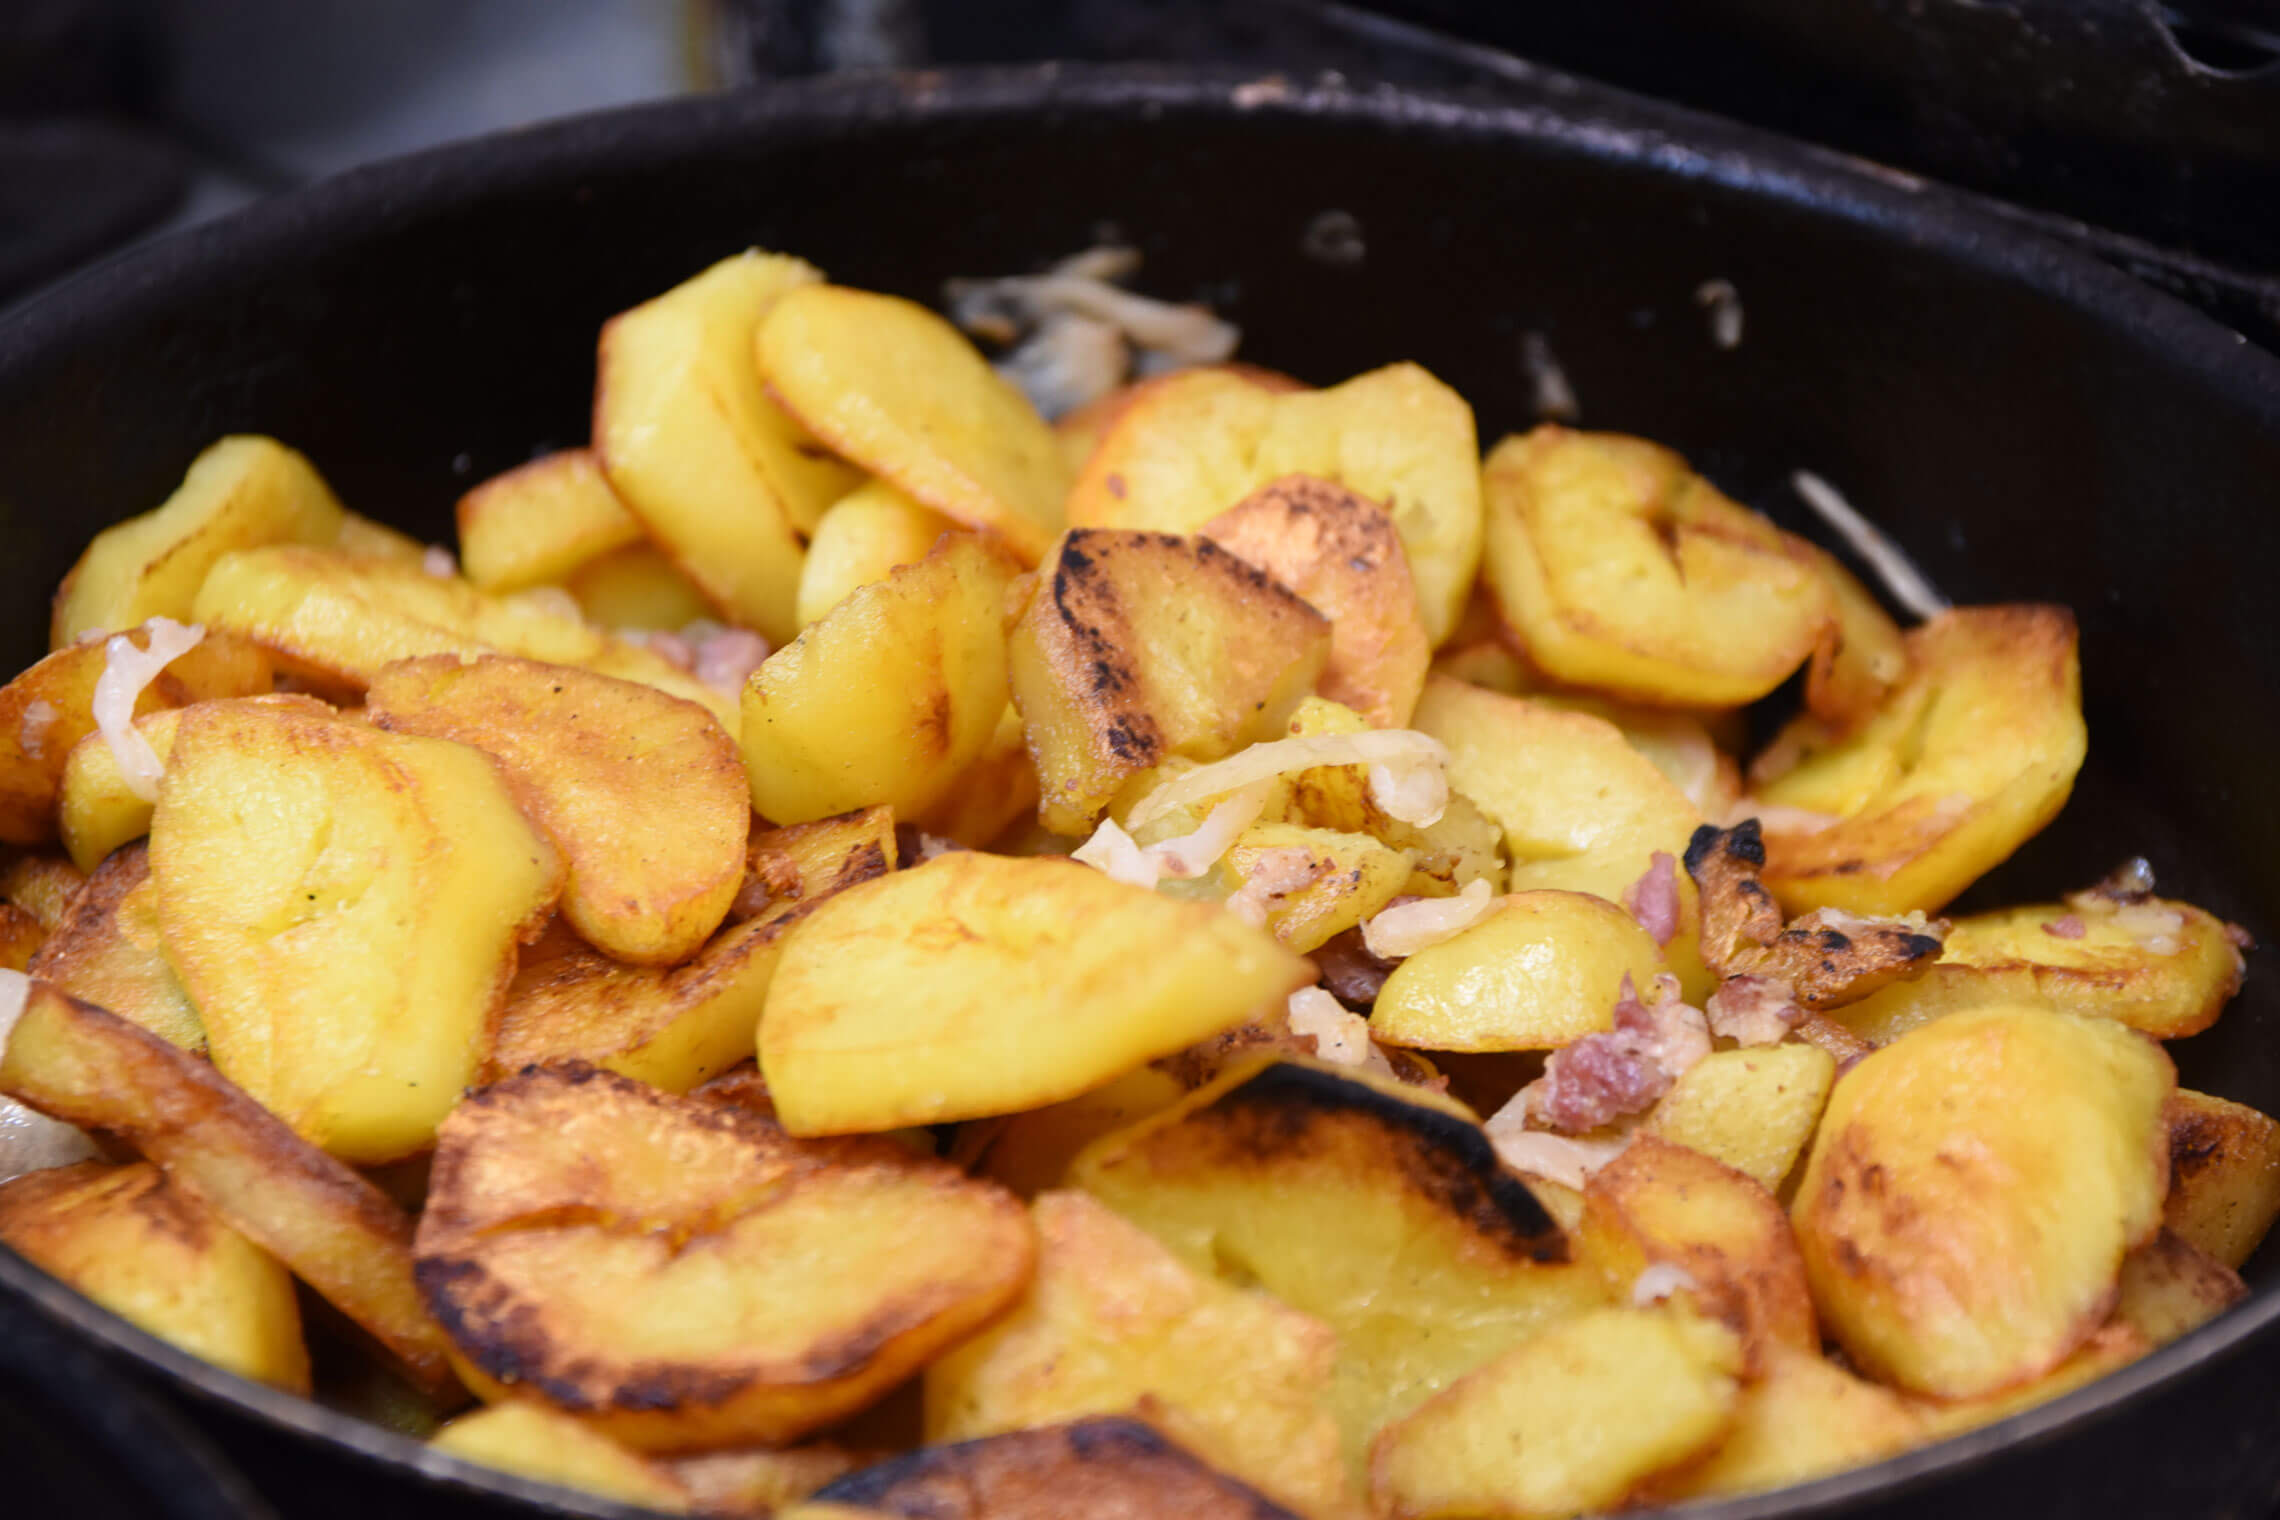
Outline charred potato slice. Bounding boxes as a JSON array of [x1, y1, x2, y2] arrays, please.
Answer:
[[1656, 1342, 1925, 1502], [28, 842, 202, 1049], [794, 480, 957, 630], [1644, 1044, 1837, 1194], [1069, 1058, 1602, 1462], [0, 1160, 309, 1393], [432, 1401, 692, 1513], [1372, 890, 1667, 1052], [1752, 605, 2087, 916], [370, 655, 747, 966], [151, 700, 562, 1161], [1010, 528, 1330, 833], [415, 1064, 1034, 1451], [2162, 1089, 2280, 1269], [1368, 1305, 1744, 1520], [925, 1191, 1351, 1520], [455, 449, 644, 594], [0, 983, 454, 1392], [1790, 1005, 2173, 1398]]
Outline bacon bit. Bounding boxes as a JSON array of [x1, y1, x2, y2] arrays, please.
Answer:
[[1792, 1012, 1876, 1070], [1310, 926, 1396, 1009], [691, 627, 770, 695], [1223, 845, 1321, 928], [2226, 922, 2256, 952], [1107, 473, 1128, 500], [1622, 850, 1680, 947], [635, 630, 696, 672], [2043, 914, 2087, 940], [1518, 974, 1710, 1134], [1705, 974, 1806, 1047], [421, 545, 458, 578]]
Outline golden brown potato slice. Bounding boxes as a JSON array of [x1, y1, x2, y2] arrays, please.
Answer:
[[815, 1417, 1303, 1520], [1913, 1322, 2153, 1441], [0, 1160, 309, 1393], [759, 285, 1069, 564], [0, 903, 41, 971], [0, 852, 85, 931], [1065, 364, 1482, 645], [562, 543, 716, 632], [1801, 546, 1909, 733], [925, 1191, 1352, 1519], [1011, 528, 1330, 833], [1790, 1005, 2173, 1398], [27, 843, 201, 1049], [1643, 1044, 1836, 1194], [151, 699, 562, 1161], [369, 655, 746, 966], [0, 625, 273, 846], [2162, 1089, 2280, 1269], [1480, 427, 1833, 706], [455, 449, 644, 593], [1368, 1305, 1745, 1520], [794, 480, 956, 629], [1200, 475, 1432, 728], [1053, 363, 1309, 477], [1069, 1057, 1601, 1463], [1751, 605, 2087, 916], [431, 1401, 692, 1512], [1579, 1135, 1817, 1368], [1653, 1342, 1925, 1502], [1372, 890, 1668, 1052], [761, 853, 1311, 1134], [595, 250, 859, 644], [0, 983, 455, 1393], [958, 1066, 1186, 1197], [415, 1064, 1034, 1451], [738, 806, 899, 908], [910, 704, 1039, 850], [1218, 822, 1409, 954], [2112, 1229, 2246, 1347], [743, 532, 1019, 825]]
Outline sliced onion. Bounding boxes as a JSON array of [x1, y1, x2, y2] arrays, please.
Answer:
[[1287, 986, 1393, 1076], [1072, 816, 1160, 889], [1632, 1260, 1702, 1307], [1125, 730, 1449, 832], [0, 970, 99, 1183], [1484, 1122, 1632, 1192], [1362, 877, 1495, 961], [1791, 470, 1949, 623], [93, 618, 204, 803], [1073, 782, 1272, 894]]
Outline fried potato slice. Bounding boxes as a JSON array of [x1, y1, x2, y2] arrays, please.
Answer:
[[1579, 1135, 1817, 1368], [562, 542, 716, 632], [1011, 528, 1331, 833], [2162, 1089, 2280, 1269], [910, 704, 1039, 850], [1653, 1342, 1925, 1502], [0, 625, 273, 846], [1801, 546, 1909, 733], [925, 1191, 1352, 1519], [0, 852, 84, 931], [595, 250, 859, 644], [415, 1064, 1034, 1451], [28, 843, 201, 1048], [1069, 1058, 1600, 1463], [743, 532, 1019, 825], [1067, 364, 1482, 645], [0, 1159, 309, 1393], [761, 853, 1311, 1134], [0, 983, 454, 1393], [794, 480, 957, 629], [370, 655, 746, 966], [1054, 363, 1309, 476], [815, 1417, 1302, 1520], [1644, 1044, 1836, 1194], [1219, 822, 1409, 954], [759, 285, 1069, 564], [1751, 605, 2087, 916], [739, 806, 899, 907], [1790, 1005, 2173, 1398], [455, 449, 644, 594], [0, 904, 40, 971], [431, 1401, 692, 1512], [1914, 1322, 2153, 1442], [2112, 1229, 2246, 1347], [1527, 691, 1743, 819], [1372, 889, 1667, 1052], [151, 700, 562, 1161], [49, 435, 380, 648], [959, 1066, 1186, 1198], [1368, 1305, 1744, 1520], [1481, 427, 1832, 706], [1201, 475, 1431, 728], [659, 1445, 871, 1518]]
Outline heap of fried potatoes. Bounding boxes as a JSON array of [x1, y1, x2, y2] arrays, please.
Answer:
[[0, 245, 2272, 1520]]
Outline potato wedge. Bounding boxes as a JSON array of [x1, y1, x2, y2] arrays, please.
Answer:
[[595, 250, 858, 644], [814, 1418, 1303, 1520], [761, 853, 1311, 1134], [0, 625, 273, 846], [151, 700, 562, 1161], [0, 1159, 309, 1393], [562, 542, 716, 632], [2163, 1089, 2280, 1269], [1481, 426, 1832, 706], [27, 843, 201, 1049], [1372, 890, 1668, 1052], [1201, 475, 1432, 727], [794, 480, 957, 629], [432, 1401, 691, 1512], [1790, 1005, 2173, 1397], [1011, 529, 1331, 833], [455, 449, 644, 593], [1368, 1305, 1744, 1520], [925, 1191, 1352, 1519], [370, 655, 747, 966], [1579, 1135, 1817, 1366], [1656, 1342, 1925, 1502], [1752, 605, 2087, 916], [743, 532, 1019, 825], [1219, 822, 1409, 954], [1644, 1044, 1836, 1194], [2112, 1229, 2246, 1347], [1801, 546, 1909, 733], [0, 983, 454, 1393], [1066, 364, 1482, 644], [415, 1064, 1033, 1451], [1070, 1057, 1601, 1462]]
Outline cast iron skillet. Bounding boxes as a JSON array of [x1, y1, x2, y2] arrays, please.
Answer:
[[2, 62, 2279, 1520]]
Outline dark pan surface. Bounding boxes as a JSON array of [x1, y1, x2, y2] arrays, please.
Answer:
[[1, 63, 2278, 1520]]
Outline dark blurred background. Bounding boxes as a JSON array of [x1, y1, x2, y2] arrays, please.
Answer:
[[2, 0, 2277, 340]]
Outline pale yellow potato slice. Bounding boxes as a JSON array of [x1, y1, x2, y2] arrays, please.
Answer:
[[794, 479, 956, 630], [1644, 1044, 1836, 1194], [455, 448, 643, 593], [561, 542, 715, 631], [431, 1402, 692, 1512], [1654, 1343, 1925, 1502]]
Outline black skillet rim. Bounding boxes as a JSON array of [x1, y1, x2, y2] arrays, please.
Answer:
[[2, 60, 2279, 1520]]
